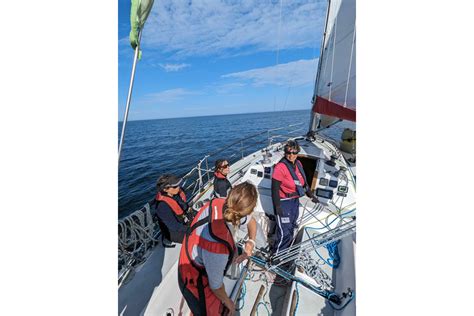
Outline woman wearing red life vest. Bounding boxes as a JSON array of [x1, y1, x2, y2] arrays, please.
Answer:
[[178, 182, 258, 316], [153, 174, 193, 245], [271, 140, 318, 255], [213, 159, 232, 198]]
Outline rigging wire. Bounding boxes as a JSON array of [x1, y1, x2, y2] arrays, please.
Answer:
[[273, 0, 284, 112]]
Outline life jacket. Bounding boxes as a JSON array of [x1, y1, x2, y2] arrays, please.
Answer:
[[155, 189, 187, 216], [213, 172, 231, 198], [178, 198, 236, 315], [279, 158, 307, 198], [214, 171, 226, 179]]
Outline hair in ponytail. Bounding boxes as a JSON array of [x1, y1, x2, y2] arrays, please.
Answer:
[[223, 182, 258, 226]]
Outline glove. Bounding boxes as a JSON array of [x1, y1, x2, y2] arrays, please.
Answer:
[[311, 196, 319, 204]]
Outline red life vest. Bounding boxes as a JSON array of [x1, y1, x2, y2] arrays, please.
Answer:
[[278, 158, 307, 198], [155, 189, 187, 216], [214, 171, 226, 179], [178, 198, 236, 316]]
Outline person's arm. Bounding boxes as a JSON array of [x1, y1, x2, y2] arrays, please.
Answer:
[[245, 217, 257, 254], [202, 250, 235, 314], [157, 204, 188, 232], [271, 179, 283, 215], [234, 217, 257, 263], [211, 285, 235, 315]]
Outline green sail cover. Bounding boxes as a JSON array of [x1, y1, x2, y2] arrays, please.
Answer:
[[129, 0, 154, 56]]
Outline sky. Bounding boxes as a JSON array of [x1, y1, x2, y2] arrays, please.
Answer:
[[118, 0, 328, 121]]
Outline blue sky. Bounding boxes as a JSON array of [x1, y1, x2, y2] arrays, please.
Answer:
[[118, 0, 328, 121]]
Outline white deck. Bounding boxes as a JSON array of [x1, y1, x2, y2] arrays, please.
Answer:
[[120, 137, 356, 316]]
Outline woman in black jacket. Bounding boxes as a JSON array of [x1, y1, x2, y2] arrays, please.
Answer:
[[213, 159, 232, 198]]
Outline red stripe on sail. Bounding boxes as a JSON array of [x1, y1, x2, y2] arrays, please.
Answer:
[[312, 96, 356, 122]]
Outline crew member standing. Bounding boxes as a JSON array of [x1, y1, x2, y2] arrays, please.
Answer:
[[271, 140, 317, 254], [178, 182, 258, 316]]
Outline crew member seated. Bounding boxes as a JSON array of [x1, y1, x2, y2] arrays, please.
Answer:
[[213, 159, 232, 198], [153, 174, 192, 246]]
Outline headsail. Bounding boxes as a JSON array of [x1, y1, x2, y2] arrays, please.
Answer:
[[309, 0, 356, 129]]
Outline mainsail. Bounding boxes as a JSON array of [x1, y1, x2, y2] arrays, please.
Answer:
[[310, 0, 356, 129]]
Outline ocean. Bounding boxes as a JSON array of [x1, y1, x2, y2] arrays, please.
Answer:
[[118, 109, 352, 218]]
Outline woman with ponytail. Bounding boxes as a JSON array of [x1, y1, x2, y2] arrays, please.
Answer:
[[178, 182, 258, 316]]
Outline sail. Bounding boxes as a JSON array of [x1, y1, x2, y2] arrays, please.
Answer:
[[129, 0, 154, 49], [311, 0, 356, 125]]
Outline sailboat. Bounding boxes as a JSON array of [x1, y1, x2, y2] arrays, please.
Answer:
[[118, 0, 356, 315]]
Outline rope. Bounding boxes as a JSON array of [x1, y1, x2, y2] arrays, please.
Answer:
[[294, 282, 300, 315], [325, 240, 340, 268], [118, 203, 160, 271], [256, 301, 271, 316], [236, 282, 246, 311]]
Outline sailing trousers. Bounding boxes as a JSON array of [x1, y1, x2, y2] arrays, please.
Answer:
[[274, 198, 300, 254]]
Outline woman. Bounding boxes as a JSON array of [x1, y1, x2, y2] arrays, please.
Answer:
[[271, 140, 317, 254], [213, 159, 232, 198], [178, 182, 258, 316], [153, 174, 191, 245]]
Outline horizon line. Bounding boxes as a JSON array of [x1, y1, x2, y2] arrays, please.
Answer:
[[118, 108, 311, 123]]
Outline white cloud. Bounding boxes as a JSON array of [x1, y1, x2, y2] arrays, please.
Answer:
[[158, 63, 190, 72], [142, 88, 200, 104], [134, 0, 326, 58], [222, 58, 318, 87], [215, 82, 246, 94]]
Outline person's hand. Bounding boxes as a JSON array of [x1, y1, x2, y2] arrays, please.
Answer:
[[222, 298, 236, 316], [311, 196, 319, 204], [233, 252, 249, 264]]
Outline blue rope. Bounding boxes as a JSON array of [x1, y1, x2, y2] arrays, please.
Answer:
[[256, 301, 270, 316], [325, 240, 340, 268], [314, 247, 333, 267], [294, 282, 300, 315], [236, 282, 246, 311]]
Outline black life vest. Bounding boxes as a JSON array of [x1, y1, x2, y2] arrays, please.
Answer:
[[213, 171, 232, 198]]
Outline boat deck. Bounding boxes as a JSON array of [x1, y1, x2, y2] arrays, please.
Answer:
[[119, 138, 356, 316]]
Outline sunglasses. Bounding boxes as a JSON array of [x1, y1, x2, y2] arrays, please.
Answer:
[[219, 164, 230, 169], [285, 150, 299, 155], [165, 184, 180, 189]]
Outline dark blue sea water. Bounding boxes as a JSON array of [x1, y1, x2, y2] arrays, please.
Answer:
[[118, 110, 352, 218]]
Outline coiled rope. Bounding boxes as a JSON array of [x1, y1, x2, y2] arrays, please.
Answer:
[[118, 203, 160, 270]]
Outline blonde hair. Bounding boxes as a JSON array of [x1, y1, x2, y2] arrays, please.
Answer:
[[223, 182, 258, 226]]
